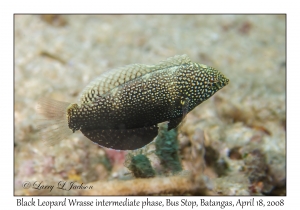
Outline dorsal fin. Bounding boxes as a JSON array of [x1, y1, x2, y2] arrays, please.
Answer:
[[157, 54, 192, 69], [79, 54, 191, 104]]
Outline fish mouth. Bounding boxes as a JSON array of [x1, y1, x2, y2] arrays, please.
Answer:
[[212, 74, 229, 90], [217, 72, 229, 88], [222, 77, 230, 86], [208, 68, 229, 90]]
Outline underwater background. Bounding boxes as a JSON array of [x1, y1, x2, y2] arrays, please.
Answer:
[[14, 14, 285, 195]]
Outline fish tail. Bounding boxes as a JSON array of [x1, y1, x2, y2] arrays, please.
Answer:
[[36, 98, 73, 145]]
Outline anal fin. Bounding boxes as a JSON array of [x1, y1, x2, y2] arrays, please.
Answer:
[[80, 126, 158, 150]]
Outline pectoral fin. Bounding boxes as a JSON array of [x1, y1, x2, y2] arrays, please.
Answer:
[[181, 97, 190, 119], [168, 97, 190, 131]]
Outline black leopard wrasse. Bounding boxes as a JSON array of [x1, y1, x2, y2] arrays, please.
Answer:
[[36, 54, 229, 150]]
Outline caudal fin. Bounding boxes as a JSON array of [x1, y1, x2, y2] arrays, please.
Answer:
[[36, 98, 73, 145]]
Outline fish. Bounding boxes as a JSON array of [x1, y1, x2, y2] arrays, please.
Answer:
[[36, 54, 229, 150]]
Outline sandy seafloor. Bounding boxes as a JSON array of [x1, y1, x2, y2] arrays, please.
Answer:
[[14, 15, 285, 195]]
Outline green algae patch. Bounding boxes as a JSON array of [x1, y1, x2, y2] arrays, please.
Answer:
[[155, 123, 182, 174], [128, 154, 155, 178]]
